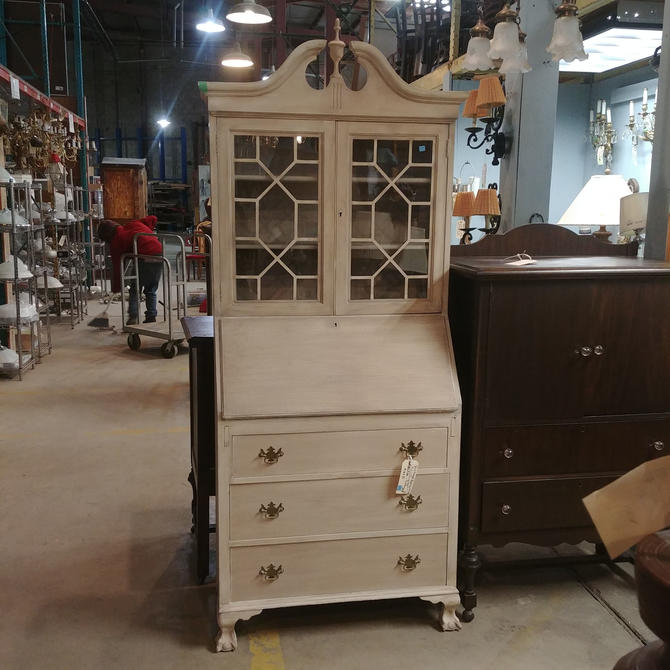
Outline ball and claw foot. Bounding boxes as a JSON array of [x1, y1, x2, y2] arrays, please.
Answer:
[[440, 603, 463, 631], [460, 608, 475, 623], [215, 626, 237, 652]]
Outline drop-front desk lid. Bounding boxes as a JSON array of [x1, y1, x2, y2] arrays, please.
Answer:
[[450, 256, 670, 279], [218, 314, 460, 420]]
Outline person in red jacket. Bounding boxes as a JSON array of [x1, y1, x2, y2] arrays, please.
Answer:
[[98, 217, 163, 324]]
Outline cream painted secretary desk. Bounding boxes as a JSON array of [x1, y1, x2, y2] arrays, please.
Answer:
[[203, 28, 466, 651]]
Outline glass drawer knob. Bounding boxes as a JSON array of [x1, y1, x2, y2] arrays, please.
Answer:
[[501, 504, 512, 515], [578, 346, 593, 357], [503, 448, 514, 459], [594, 344, 605, 356], [652, 440, 665, 451]]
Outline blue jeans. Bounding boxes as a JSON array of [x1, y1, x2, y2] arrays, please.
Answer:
[[129, 260, 162, 320]]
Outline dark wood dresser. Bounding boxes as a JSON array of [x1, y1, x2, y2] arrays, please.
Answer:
[[448, 225, 670, 622], [182, 316, 216, 583]]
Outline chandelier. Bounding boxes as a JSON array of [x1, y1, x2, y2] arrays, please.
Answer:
[[589, 99, 616, 173], [624, 87, 656, 146]]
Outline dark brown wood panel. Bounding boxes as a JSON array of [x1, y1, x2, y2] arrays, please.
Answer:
[[483, 420, 670, 478], [481, 476, 615, 533], [452, 223, 638, 258], [484, 279, 595, 423]]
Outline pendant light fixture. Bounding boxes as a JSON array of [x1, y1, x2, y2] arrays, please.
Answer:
[[488, 2, 520, 61], [547, 0, 587, 62], [226, 0, 272, 25], [221, 42, 254, 68], [461, 7, 495, 72], [196, 8, 226, 33], [157, 118, 171, 129], [499, 31, 532, 74]]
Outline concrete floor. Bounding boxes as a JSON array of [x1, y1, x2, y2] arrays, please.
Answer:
[[0, 312, 651, 669]]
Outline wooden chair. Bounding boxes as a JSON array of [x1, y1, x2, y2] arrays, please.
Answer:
[[185, 224, 210, 280]]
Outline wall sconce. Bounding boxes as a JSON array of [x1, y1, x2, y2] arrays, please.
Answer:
[[463, 76, 507, 166]]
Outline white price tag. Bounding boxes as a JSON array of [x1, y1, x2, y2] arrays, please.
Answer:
[[68, 113, 74, 133], [396, 457, 419, 495], [58, 234, 66, 247], [10, 75, 20, 99], [596, 145, 605, 166], [507, 258, 536, 266]]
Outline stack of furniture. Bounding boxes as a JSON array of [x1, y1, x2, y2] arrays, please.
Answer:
[[100, 158, 147, 224], [448, 224, 670, 622], [203, 30, 466, 651]]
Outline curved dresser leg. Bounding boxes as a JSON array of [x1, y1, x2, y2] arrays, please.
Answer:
[[216, 609, 262, 652], [420, 594, 462, 631], [458, 545, 481, 623]]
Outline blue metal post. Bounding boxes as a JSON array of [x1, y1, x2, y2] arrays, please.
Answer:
[[180, 126, 187, 184], [115, 127, 122, 157], [0, 1, 7, 66], [39, 0, 50, 96], [159, 132, 166, 181]]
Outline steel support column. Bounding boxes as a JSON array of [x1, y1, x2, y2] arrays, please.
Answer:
[[275, 0, 287, 66], [40, 0, 50, 96], [0, 1, 7, 66]]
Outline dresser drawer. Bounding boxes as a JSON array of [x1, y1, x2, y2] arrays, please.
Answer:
[[230, 533, 448, 602], [483, 420, 670, 478], [232, 428, 448, 477], [230, 473, 450, 540], [480, 476, 615, 534]]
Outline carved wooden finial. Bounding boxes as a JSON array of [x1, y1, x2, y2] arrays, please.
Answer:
[[328, 17, 345, 79]]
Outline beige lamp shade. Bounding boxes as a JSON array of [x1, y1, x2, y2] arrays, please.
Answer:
[[619, 192, 648, 234], [476, 75, 506, 111], [473, 188, 501, 216], [463, 90, 487, 120], [453, 191, 476, 217], [557, 174, 631, 228]]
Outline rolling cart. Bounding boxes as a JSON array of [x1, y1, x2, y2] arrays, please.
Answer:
[[121, 232, 187, 358]]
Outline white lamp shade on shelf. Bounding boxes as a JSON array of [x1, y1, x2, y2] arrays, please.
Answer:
[[46, 274, 64, 289], [0, 208, 29, 227], [0, 300, 38, 321], [462, 36, 495, 71], [499, 39, 532, 74], [488, 21, 520, 60], [226, 0, 272, 24], [557, 175, 631, 228], [0, 255, 33, 279], [0, 166, 14, 182], [0, 346, 19, 370], [547, 15, 587, 62]]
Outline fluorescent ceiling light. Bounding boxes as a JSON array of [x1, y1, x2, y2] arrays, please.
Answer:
[[226, 0, 272, 25], [197, 8, 226, 32], [560, 28, 662, 73], [157, 118, 171, 128]]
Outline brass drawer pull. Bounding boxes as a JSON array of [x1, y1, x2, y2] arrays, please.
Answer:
[[503, 447, 514, 459], [259, 501, 284, 519], [259, 564, 283, 581], [399, 440, 423, 457], [399, 494, 422, 511], [652, 440, 665, 452], [576, 346, 593, 358], [397, 554, 421, 572], [258, 446, 284, 464], [501, 504, 512, 515]]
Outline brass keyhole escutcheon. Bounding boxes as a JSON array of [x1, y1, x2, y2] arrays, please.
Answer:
[[258, 446, 284, 464], [259, 501, 284, 519], [399, 494, 422, 511], [399, 440, 423, 457], [397, 554, 421, 572], [259, 563, 283, 581]]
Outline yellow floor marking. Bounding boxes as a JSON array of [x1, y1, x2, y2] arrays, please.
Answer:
[[249, 631, 285, 670]]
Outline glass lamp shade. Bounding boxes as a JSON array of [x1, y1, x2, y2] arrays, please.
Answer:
[[499, 39, 532, 74], [221, 42, 254, 67], [476, 75, 506, 112], [462, 36, 495, 71], [473, 188, 501, 216], [547, 15, 587, 62], [488, 21, 520, 60], [453, 191, 476, 217], [226, 0, 272, 25]]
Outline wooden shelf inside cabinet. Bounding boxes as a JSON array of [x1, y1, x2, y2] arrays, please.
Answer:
[[203, 34, 466, 651]]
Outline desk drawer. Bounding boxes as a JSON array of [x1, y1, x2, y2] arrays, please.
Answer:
[[232, 428, 448, 477], [230, 533, 448, 602], [483, 420, 670, 478], [480, 476, 615, 534], [230, 473, 450, 540]]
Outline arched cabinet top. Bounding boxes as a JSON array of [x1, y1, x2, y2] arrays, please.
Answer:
[[200, 39, 466, 123]]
